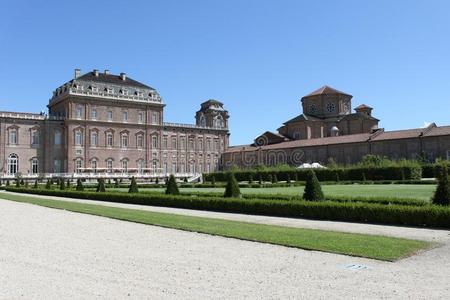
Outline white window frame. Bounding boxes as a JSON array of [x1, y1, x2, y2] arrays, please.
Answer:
[[54, 130, 61, 146], [9, 129, 18, 145], [122, 111, 128, 122], [106, 132, 113, 148], [107, 110, 113, 121], [121, 134, 129, 148], [76, 106, 82, 119], [75, 130, 83, 146], [91, 159, 98, 174], [106, 159, 113, 173], [31, 158, 39, 174], [91, 132, 98, 147], [91, 108, 97, 120], [137, 135, 144, 149], [152, 136, 158, 148], [138, 112, 144, 124], [7, 154, 18, 175], [75, 159, 82, 174]]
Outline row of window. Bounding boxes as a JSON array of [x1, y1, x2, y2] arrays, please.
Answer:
[[7, 128, 40, 146], [72, 84, 154, 98], [74, 158, 215, 174], [75, 106, 159, 124], [74, 130, 221, 151], [6, 154, 39, 175]]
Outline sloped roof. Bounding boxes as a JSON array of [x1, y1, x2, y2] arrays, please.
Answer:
[[304, 85, 351, 98], [76, 71, 153, 89], [369, 128, 426, 141], [283, 113, 322, 124], [423, 126, 450, 137]]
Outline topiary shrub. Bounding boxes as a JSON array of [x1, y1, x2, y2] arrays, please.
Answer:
[[6, 180, 10, 186], [114, 179, 119, 188], [20, 179, 24, 186], [286, 174, 291, 184], [155, 177, 159, 185], [303, 170, 324, 201], [272, 174, 278, 183], [432, 163, 450, 205], [96, 178, 106, 192], [45, 179, 51, 189], [211, 176, 216, 187], [66, 179, 71, 188], [268, 174, 272, 183], [59, 179, 65, 190], [34, 180, 38, 189], [258, 173, 263, 184], [15, 179, 20, 187], [248, 174, 253, 184], [165, 174, 179, 195], [76, 178, 84, 191], [24, 180, 29, 187], [224, 172, 241, 198], [128, 176, 139, 193]]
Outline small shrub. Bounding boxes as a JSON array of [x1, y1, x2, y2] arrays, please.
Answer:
[[66, 179, 71, 188], [165, 174, 179, 195], [128, 176, 139, 193], [432, 164, 450, 205], [15, 179, 20, 187], [6, 180, 10, 186], [76, 178, 84, 191], [258, 173, 263, 184], [96, 179, 106, 192], [248, 174, 253, 184], [114, 179, 119, 188], [24, 180, 29, 187], [20, 179, 24, 186], [155, 177, 159, 184], [303, 170, 324, 201], [34, 180, 38, 189], [45, 179, 51, 189], [286, 174, 291, 184], [224, 172, 241, 198], [211, 176, 216, 187]]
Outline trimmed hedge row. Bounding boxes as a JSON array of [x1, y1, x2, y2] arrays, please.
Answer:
[[205, 165, 422, 182], [5, 187, 450, 229], [422, 162, 450, 178]]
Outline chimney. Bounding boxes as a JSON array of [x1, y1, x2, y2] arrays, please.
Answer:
[[120, 72, 126, 81], [104, 69, 110, 75], [93, 69, 99, 77], [74, 69, 81, 79]]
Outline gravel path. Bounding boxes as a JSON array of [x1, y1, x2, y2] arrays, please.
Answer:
[[1, 194, 450, 299]]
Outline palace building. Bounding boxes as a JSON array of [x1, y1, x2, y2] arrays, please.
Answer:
[[1, 72, 449, 179], [0, 69, 229, 180], [220, 86, 450, 169]]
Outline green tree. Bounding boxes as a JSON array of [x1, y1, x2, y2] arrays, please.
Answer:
[[20, 179, 24, 186], [224, 172, 241, 198], [128, 176, 139, 193], [6, 180, 10, 186], [76, 178, 84, 191], [432, 163, 450, 205], [66, 179, 71, 188], [165, 174, 180, 195], [114, 178, 119, 188], [15, 179, 20, 187], [155, 177, 159, 184], [34, 180, 38, 189], [96, 178, 106, 192], [45, 179, 52, 189], [24, 180, 29, 187], [59, 178, 66, 190], [303, 170, 324, 201]]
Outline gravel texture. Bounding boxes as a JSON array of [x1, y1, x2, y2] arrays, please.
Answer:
[[1, 194, 450, 299]]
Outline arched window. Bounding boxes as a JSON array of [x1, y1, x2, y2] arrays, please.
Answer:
[[7, 154, 18, 175], [213, 115, 224, 128], [106, 132, 113, 148], [91, 131, 98, 147], [122, 160, 128, 174], [75, 130, 82, 146], [199, 114, 206, 127], [106, 159, 113, 173], [31, 158, 39, 174], [91, 159, 98, 174], [137, 134, 144, 149], [121, 133, 129, 148], [54, 130, 62, 145], [75, 158, 82, 173], [137, 160, 145, 174], [152, 136, 158, 148]]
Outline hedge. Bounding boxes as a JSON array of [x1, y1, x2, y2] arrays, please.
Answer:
[[205, 165, 422, 182], [5, 187, 450, 229]]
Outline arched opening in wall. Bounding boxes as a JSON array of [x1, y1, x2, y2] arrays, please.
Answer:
[[7, 154, 18, 175]]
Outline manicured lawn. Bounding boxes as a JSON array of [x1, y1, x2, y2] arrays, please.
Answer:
[[117, 184, 436, 201], [0, 192, 433, 261]]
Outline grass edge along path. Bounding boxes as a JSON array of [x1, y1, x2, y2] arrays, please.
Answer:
[[0, 192, 433, 262]]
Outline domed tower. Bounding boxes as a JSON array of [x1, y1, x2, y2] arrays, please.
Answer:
[[195, 99, 229, 129], [301, 85, 352, 118]]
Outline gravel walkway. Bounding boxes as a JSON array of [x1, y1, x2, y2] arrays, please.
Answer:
[[1, 192, 450, 299]]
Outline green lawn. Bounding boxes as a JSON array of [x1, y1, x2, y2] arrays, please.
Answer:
[[116, 184, 436, 201], [0, 192, 433, 261]]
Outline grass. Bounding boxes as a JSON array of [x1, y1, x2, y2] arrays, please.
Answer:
[[0, 192, 433, 261], [114, 184, 435, 201]]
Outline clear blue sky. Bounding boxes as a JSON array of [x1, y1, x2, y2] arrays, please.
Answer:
[[1, 0, 449, 145]]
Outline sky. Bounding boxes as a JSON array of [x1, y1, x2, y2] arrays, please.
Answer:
[[0, 0, 449, 146]]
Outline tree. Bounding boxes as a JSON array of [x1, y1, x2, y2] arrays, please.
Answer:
[[128, 176, 139, 193], [24, 180, 29, 187], [155, 177, 159, 185], [286, 174, 291, 184], [20, 179, 24, 186], [272, 174, 278, 183], [96, 178, 106, 192], [59, 178, 66, 190], [211, 176, 216, 187], [432, 163, 450, 205], [258, 173, 263, 184], [76, 178, 84, 191], [224, 172, 241, 198], [248, 174, 253, 184], [114, 178, 119, 188], [6, 180, 10, 186], [34, 180, 38, 189], [15, 179, 20, 187], [66, 179, 71, 188], [45, 179, 52, 189], [165, 174, 179, 195], [303, 170, 324, 201]]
